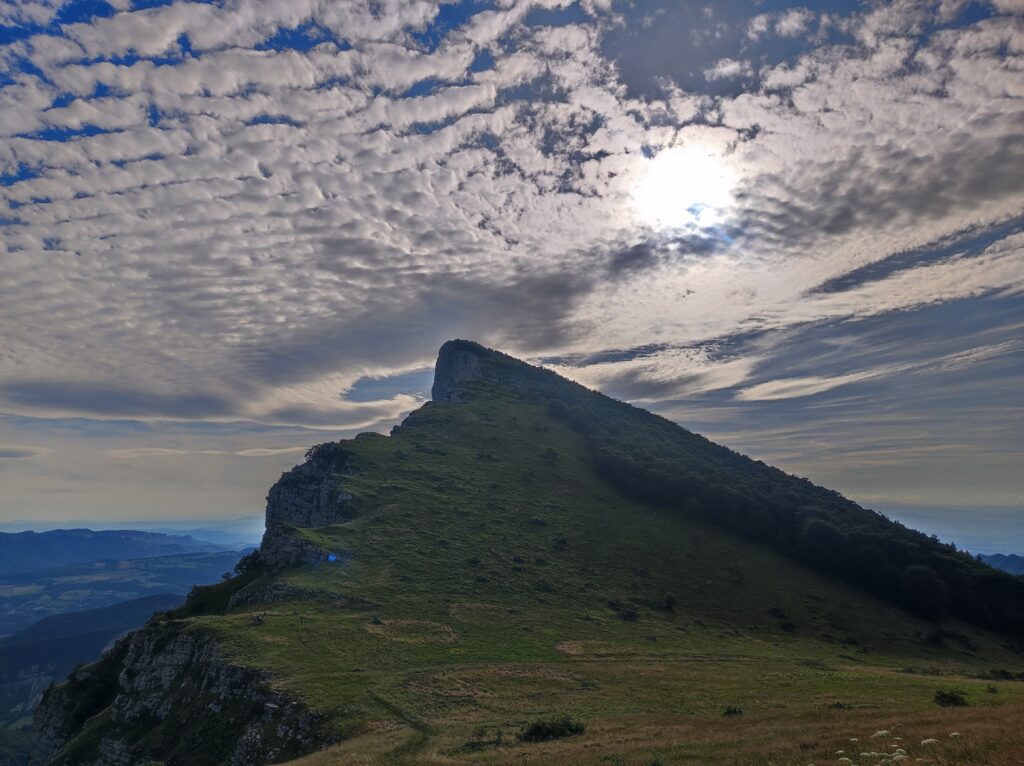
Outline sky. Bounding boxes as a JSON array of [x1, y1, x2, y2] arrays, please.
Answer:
[[1, 0, 1022, 550]]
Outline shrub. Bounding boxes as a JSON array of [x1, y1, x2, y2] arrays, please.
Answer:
[[722, 706, 743, 716], [608, 600, 640, 622], [305, 442, 349, 463], [517, 715, 585, 743], [231, 549, 261, 576], [662, 592, 678, 612], [934, 689, 968, 707]]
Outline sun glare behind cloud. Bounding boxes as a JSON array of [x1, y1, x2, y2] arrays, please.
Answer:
[[633, 145, 737, 230]]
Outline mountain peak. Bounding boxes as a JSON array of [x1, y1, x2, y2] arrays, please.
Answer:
[[431, 339, 537, 402]]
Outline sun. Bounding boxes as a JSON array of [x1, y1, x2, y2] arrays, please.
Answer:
[[632, 145, 737, 230]]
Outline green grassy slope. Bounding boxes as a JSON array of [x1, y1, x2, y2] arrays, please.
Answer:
[[43, 345, 1024, 765], [189, 386, 1023, 764]]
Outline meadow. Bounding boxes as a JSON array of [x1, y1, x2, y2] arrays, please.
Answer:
[[180, 391, 1024, 765]]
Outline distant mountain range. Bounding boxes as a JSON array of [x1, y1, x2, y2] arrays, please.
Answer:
[[979, 553, 1024, 576], [0, 529, 231, 574], [0, 517, 265, 550], [0, 549, 245, 636]]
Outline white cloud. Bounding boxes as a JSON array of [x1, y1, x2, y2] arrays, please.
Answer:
[[775, 8, 815, 37], [703, 57, 752, 80], [105, 448, 190, 458], [737, 339, 1024, 401], [0, 0, 1021, 433]]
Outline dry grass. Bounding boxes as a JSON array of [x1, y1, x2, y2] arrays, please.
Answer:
[[285, 699, 1024, 766]]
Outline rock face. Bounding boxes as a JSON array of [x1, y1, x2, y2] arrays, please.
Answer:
[[259, 442, 353, 572], [431, 339, 537, 402], [264, 442, 353, 530], [33, 625, 326, 766], [32, 445, 356, 765]]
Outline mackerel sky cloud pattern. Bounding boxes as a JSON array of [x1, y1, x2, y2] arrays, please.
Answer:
[[1, 0, 1022, 537]]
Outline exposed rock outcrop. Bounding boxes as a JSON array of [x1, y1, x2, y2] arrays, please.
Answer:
[[431, 339, 535, 402], [264, 443, 353, 530], [34, 625, 328, 766], [32, 444, 357, 765], [259, 442, 353, 572]]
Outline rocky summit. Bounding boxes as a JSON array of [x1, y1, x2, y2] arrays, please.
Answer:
[[32, 341, 1024, 766]]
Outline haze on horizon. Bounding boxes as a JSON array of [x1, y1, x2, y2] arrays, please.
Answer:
[[1, 0, 1022, 550]]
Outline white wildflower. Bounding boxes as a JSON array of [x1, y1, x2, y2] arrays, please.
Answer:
[[920, 739, 938, 745], [871, 730, 891, 739], [949, 731, 961, 738]]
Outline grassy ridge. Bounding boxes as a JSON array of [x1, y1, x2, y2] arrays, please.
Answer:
[[185, 388, 1024, 764]]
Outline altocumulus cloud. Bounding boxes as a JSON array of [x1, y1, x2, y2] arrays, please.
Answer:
[[0, 445, 51, 460], [1, 0, 1023, 518]]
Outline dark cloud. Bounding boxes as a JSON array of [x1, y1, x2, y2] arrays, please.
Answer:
[[233, 267, 596, 393], [745, 134, 1024, 248], [813, 216, 1024, 295], [0, 381, 238, 420], [0, 447, 43, 460], [606, 232, 725, 275]]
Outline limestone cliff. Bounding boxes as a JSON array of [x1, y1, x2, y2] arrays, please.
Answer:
[[33, 623, 326, 766], [431, 339, 553, 402], [258, 441, 353, 572], [31, 445, 357, 764]]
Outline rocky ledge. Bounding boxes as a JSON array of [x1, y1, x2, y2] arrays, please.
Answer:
[[34, 624, 329, 766], [259, 441, 354, 572]]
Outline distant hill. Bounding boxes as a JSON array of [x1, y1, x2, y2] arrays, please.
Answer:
[[980, 553, 1024, 576], [0, 529, 230, 574], [0, 549, 245, 635], [0, 517, 265, 550], [35, 341, 1024, 766]]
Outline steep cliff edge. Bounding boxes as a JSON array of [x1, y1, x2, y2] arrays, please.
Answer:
[[259, 442, 353, 572], [31, 446, 355, 765], [33, 621, 325, 766], [430, 338, 551, 402]]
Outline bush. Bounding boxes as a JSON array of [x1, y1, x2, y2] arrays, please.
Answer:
[[934, 689, 968, 707], [232, 549, 261, 576], [662, 592, 677, 612], [608, 600, 640, 622], [722, 706, 743, 716], [517, 715, 585, 743]]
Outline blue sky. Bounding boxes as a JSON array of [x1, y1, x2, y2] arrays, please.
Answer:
[[0, 0, 1022, 550]]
